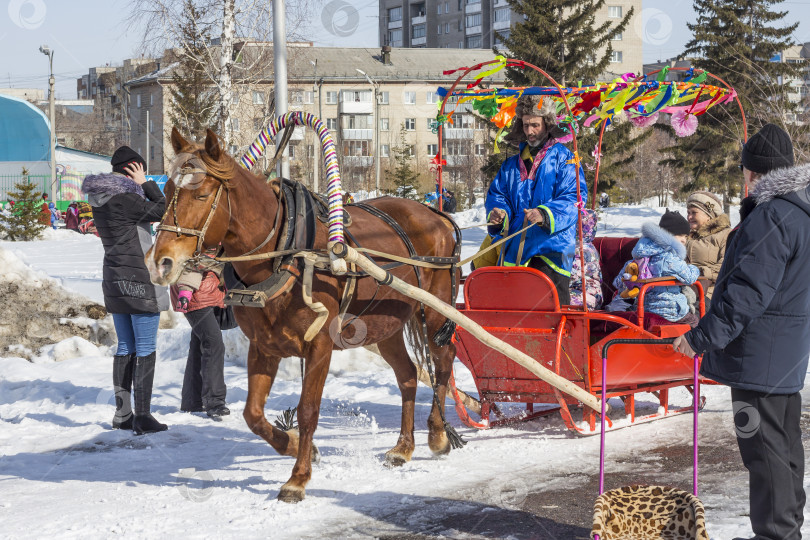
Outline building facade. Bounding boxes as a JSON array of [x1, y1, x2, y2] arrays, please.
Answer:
[[379, 0, 643, 77], [123, 45, 506, 202]]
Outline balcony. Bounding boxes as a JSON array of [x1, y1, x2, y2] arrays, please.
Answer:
[[443, 128, 474, 139], [465, 2, 481, 14], [493, 19, 511, 30], [412, 36, 427, 46], [342, 128, 373, 140], [339, 101, 374, 114], [343, 156, 374, 167], [466, 25, 482, 34], [411, 13, 426, 25], [388, 19, 402, 29], [444, 155, 471, 167], [290, 126, 305, 140]]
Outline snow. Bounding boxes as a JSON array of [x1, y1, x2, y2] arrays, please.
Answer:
[[0, 205, 805, 540]]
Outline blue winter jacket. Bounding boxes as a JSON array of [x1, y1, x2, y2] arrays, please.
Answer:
[[485, 142, 587, 275], [613, 222, 700, 321], [687, 163, 810, 394]]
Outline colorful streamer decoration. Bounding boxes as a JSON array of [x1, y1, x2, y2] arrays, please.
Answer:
[[240, 112, 344, 246], [438, 76, 735, 138]]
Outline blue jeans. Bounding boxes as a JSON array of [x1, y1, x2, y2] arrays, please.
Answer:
[[112, 313, 160, 356]]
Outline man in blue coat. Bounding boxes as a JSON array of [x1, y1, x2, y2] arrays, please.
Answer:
[[485, 94, 587, 304], [674, 124, 808, 540]]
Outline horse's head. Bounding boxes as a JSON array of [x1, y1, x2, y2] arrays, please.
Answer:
[[146, 127, 235, 286]]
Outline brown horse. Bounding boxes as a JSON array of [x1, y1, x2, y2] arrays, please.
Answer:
[[146, 128, 461, 502]]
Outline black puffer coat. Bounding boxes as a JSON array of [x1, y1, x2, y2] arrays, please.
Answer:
[[81, 173, 169, 314], [686, 163, 810, 394]]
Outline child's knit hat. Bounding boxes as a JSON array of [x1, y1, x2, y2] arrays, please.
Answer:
[[658, 209, 690, 236]]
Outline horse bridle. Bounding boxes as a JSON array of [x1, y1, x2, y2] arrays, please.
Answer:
[[156, 165, 285, 259]]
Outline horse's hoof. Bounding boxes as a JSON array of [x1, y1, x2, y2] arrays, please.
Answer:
[[384, 453, 408, 468], [311, 444, 321, 466], [277, 485, 305, 503], [430, 440, 452, 457]]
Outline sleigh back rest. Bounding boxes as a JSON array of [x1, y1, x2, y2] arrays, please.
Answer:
[[464, 266, 560, 311], [592, 237, 639, 302]]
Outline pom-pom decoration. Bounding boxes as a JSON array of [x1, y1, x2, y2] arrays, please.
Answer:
[[670, 110, 699, 137]]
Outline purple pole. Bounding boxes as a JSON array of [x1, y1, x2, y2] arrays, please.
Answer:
[[599, 348, 608, 494], [693, 354, 700, 496]]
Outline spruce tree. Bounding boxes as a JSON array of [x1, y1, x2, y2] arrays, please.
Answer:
[[389, 126, 420, 200], [168, 0, 221, 139], [0, 169, 48, 241], [663, 0, 806, 206], [497, 0, 646, 199]]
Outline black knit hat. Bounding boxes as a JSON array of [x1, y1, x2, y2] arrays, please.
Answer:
[[741, 123, 794, 174], [659, 209, 690, 236], [111, 146, 147, 176]]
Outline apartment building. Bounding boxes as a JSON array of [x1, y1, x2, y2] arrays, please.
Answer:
[[379, 0, 643, 77], [123, 44, 506, 197]]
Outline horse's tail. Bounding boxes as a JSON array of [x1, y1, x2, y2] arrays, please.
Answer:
[[405, 316, 429, 372]]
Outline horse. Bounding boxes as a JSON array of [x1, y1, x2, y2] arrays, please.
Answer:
[[146, 128, 461, 503]]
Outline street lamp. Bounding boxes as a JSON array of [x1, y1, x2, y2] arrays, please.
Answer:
[[39, 45, 56, 198], [356, 68, 380, 194]]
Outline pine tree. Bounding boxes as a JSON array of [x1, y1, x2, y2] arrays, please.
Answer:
[[168, 0, 221, 139], [663, 0, 806, 206], [389, 126, 420, 200], [0, 168, 48, 241], [497, 0, 647, 199]]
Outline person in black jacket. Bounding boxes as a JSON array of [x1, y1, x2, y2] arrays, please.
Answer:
[[82, 146, 170, 436], [674, 124, 807, 540]]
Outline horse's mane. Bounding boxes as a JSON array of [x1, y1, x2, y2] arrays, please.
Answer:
[[176, 141, 239, 184]]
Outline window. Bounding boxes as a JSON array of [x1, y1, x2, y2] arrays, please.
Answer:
[[466, 35, 482, 48], [475, 143, 486, 155], [307, 145, 315, 158], [445, 2, 450, 13], [494, 30, 510, 46], [232, 93, 240, 105], [343, 140, 371, 156], [445, 22, 450, 33], [610, 50, 623, 63], [427, 144, 438, 156], [438, 24, 442, 34], [466, 13, 482, 27], [387, 29, 402, 47], [342, 90, 372, 102], [229, 144, 238, 155], [346, 114, 373, 129], [612, 32, 623, 41], [459, 41, 463, 48], [150, 146, 155, 160], [380, 117, 390, 131], [326, 91, 338, 104], [466, 0, 480, 3], [230, 118, 240, 131], [437, 3, 442, 14], [458, 0, 462, 9], [252, 91, 265, 105], [149, 119, 154, 133], [406, 145, 415, 157], [494, 7, 510, 22], [254, 118, 263, 131], [413, 24, 426, 38], [445, 141, 468, 155], [388, 6, 402, 22], [427, 117, 438, 130], [404, 118, 416, 130], [326, 117, 338, 130], [380, 144, 390, 157], [427, 91, 440, 104], [458, 19, 462, 31], [404, 91, 416, 105], [380, 91, 389, 104], [608, 5, 622, 17], [136, 94, 141, 108], [149, 94, 154, 106], [289, 143, 296, 158]]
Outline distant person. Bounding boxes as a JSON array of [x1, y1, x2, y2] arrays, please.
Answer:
[[442, 189, 457, 213], [48, 202, 61, 229], [81, 146, 169, 435], [64, 202, 80, 231], [685, 191, 730, 304], [39, 193, 51, 226], [599, 192, 610, 208]]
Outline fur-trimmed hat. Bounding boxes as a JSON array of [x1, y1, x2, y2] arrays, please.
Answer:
[[504, 94, 567, 146], [686, 191, 724, 219]]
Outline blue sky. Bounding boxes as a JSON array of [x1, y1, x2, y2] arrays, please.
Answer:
[[0, 0, 807, 99]]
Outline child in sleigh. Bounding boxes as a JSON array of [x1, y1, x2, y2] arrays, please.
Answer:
[[606, 210, 700, 327]]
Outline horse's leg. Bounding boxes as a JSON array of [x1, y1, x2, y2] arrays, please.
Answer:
[[242, 344, 297, 457], [425, 310, 457, 456], [376, 333, 417, 467], [278, 335, 332, 503]]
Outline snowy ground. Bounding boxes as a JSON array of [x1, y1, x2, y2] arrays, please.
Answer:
[[1, 203, 807, 539]]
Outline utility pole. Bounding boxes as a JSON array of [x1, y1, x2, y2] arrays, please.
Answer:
[[357, 69, 380, 194], [39, 45, 56, 198], [272, 0, 290, 180], [146, 109, 150, 174]]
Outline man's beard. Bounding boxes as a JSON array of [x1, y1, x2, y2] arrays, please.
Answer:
[[527, 132, 549, 148]]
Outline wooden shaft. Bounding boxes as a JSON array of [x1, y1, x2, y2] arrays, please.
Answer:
[[339, 244, 601, 412]]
